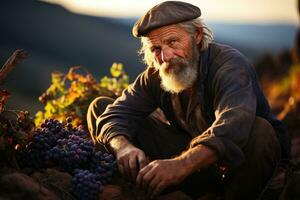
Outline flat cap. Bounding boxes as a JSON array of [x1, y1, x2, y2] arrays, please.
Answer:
[[132, 1, 201, 37]]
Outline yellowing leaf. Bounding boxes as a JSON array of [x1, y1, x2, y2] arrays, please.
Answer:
[[110, 63, 123, 78]]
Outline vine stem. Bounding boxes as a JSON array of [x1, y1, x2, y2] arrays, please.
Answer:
[[0, 49, 28, 84]]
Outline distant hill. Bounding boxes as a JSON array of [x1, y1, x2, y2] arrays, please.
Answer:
[[116, 18, 297, 60], [210, 22, 296, 60], [0, 0, 297, 114], [0, 0, 142, 113]]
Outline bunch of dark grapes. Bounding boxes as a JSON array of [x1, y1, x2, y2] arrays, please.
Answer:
[[18, 117, 117, 200], [48, 134, 94, 171], [20, 118, 67, 168], [24, 132, 52, 169], [89, 151, 117, 185], [72, 169, 103, 200]]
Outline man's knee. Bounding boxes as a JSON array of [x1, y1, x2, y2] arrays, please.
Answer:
[[87, 96, 115, 143], [224, 117, 282, 199], [245, 116, 281, 160], [87, 96, 115, 117]]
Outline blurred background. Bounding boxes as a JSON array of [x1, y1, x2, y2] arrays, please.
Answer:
[[0, 0, 298, 117]]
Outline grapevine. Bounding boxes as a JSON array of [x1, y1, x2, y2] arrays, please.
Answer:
[[18, 117, 117, 200], [35, 63, 129, 127], [0, 54, 124, 199]]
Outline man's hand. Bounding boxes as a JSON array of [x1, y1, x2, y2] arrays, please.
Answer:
[[109, 135, 148, 181], [136, 159, 187, 199], [136, 145, 218, 198]]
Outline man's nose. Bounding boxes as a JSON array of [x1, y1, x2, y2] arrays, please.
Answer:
[[161, 46, 174, 63]]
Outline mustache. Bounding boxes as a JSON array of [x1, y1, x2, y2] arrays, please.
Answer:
[[161, 57, 189, 70]]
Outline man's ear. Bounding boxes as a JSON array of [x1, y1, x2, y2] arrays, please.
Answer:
[[194, 27, 203, 45]]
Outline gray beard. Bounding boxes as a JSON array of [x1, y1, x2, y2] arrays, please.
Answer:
[[159, 64, 198, 93], [157, 44, 200, 94]]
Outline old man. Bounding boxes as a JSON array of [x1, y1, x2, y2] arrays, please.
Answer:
[[87, 1, 290, 199]]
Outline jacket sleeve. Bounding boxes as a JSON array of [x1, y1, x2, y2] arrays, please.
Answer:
[[95, 67, 161, 146], [190, 57, 257, 167]]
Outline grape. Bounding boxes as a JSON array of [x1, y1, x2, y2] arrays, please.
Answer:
[[17, 117, 118, 199], [72, 169, 103, 200], [89, 151, 117, 184], [23, 129, 57, 168], [51, 134, 94, 171], [66, 117, 73, 123]]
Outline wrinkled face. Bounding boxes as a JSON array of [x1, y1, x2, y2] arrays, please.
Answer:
[[146, 24, 202, 93]]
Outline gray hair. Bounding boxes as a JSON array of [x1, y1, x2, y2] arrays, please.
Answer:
[[139, 18, 214, 67]]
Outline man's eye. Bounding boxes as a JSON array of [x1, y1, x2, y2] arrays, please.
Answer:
[[169, 39, 177, 46], [152, 47, 161, 55]]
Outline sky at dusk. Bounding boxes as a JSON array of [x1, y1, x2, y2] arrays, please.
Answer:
[[40, 0, 299, 24]]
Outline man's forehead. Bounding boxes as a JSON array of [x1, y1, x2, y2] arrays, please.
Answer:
[[146, 24, 189, 44]]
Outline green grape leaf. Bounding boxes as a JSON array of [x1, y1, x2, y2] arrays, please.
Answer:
[[45, 102, 56, 114], [35, 64, 130, 126], [110, 63, 123, 78]]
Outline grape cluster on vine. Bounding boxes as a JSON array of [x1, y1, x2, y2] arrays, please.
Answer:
[[17, 117, 117, 200], [72, 169, 103, 200]]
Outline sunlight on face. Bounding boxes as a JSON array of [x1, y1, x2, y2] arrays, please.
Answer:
[[146, 25, 200, 93]]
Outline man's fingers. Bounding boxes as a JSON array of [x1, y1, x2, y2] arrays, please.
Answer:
[[140, 167, 156, 191], [117, 159, 125, 176], [118, 157, 130, 179], [146, 174, 161, 197], [150, 181, 165, 199], [128, 156, 138, 181], [137, 153, 148, 170], [124, 158, 133, 180], [115, 147, 148, 182], [136, 164, 152, 188]]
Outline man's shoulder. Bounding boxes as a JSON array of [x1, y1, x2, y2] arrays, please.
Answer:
[[139, 66, 159, 81], [208, 42, 252, 69], [131, 66, 161, 90], [205, 42, 256, 85]]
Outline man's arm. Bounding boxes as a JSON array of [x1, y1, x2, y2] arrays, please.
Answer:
[[189, 58, 257, 167], [95, 67, 161, 180], [175, 144, 218, 175], [136, 144, 217, 198], [137, 52, 258, 198], [96, 67, 161, 145]]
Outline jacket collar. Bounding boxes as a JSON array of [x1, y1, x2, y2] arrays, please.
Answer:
[[186, 47, 210, 119], [170, 46, 210, 125]]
